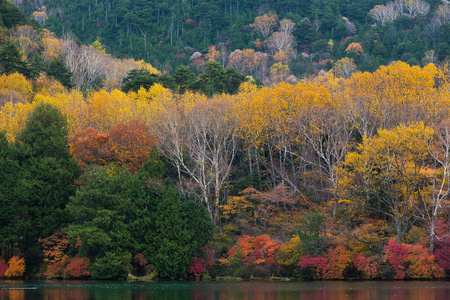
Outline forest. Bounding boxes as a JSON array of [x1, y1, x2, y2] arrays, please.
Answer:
[[2, 0, 450, 281], [10, 0, 450, 81]]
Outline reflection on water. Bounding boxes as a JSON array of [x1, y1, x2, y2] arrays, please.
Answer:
[[1, 280, 450, 300]]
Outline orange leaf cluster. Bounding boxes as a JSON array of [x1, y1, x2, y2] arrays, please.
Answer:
[[69, 120, 157, 173], [220, 235, 281, 266], [4, 257, 25, 278], [39, 232, 70, 263]]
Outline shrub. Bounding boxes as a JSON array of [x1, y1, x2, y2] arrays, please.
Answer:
[[4, 256, 26, 278], [298, 255, 327, 279], [45, 257, 70, 278], [131, 253, 148, 277], [219, 235, 281, 278], [324, 246, 352, 279], [353, 254, 382, 279], [383, 239, 408, 279], [382, 239, 444, 279], [188, 257, 206, 280], [435, 236, 450, 273], [405, 244, 444, 279], [0, 260, 8, 277], [66, 258, 92, 278]]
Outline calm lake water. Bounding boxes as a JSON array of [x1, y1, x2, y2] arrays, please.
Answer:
[[1, 280, 450, 300]]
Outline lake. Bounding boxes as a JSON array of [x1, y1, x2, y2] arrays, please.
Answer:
[[1, 280, 450, 299]]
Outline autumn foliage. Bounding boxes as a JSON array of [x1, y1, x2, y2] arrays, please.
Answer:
[[298, 255, 328, 279], [188, 257, 207, 280], [45, 257, 91, 279], [39, 232, 70, 263], [382, 240, 444, 279], [0, 260, 8, 277], [69, 120, 157, 173], [4, 49, 450, 281], [220, 235, 281, 277], [4, 257, 25, 278]]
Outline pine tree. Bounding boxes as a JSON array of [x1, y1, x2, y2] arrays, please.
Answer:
[[14, 103, 80, 269], [47, 59, 74, 89], [0, 43, 32, 78]]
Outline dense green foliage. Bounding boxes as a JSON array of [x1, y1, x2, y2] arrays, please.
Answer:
[[0, 132, 21, 260], [0, 103, 214, 279], [0, 0, 29, 28], [0, 43, 33, 78], [123, 61, 247, 96], [47, 59, 75, 89], [21, 0, 447, 77], [0, 103, 79, 272], [296, 210, 328, 256], [66, 162, 213, 279]]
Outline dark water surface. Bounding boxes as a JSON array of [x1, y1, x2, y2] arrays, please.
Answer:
[[1, 280, 450, 300]]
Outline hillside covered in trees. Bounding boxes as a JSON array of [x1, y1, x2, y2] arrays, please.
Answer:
[[11, 0, 450, 82], [3, 0, 450, 281]]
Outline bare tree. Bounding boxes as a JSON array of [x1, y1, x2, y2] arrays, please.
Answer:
[[369, 3, 399, 25], [252, 12, 278, 38], [295, 98, 353, 217], [153, 97, 239, 223], [415, 121, 450, 253], [279, 19, 295, 35], [267, 31, 295, 54]]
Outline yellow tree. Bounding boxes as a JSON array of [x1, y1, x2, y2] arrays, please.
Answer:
[[336, 122, 434, 243], [0, 72, 33, 106], [236, 81, 334, 196], [294, 76, 354, 216], [0, 101, 36, 142], [269, 63, 290, 85], [332, 57, 357, 79], [345, 42, 363, 55], [86, 89, 135, 131], [206, 45, 220, 62], [342, 62, 447, 139]]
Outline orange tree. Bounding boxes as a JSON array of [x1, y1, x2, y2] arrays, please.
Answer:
[[219, 235, 281, 278]]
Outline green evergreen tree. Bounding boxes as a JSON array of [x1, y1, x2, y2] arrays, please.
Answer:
[[65, 166, 140, 279], [224, 67, 247, 94], [173, 66, 198, 93], [66, 157, 214, 279], [0, 0, 28, 28], [145, 187, 214, 278], [438, 43, 450, 61], [12, 103, 79, 271], [122, 69, 159, 93], [197, 61, 227, 97], [2, 104, 78, 272], [297, 210, 328, 256], [0, 43, 33, 78], [0, 132, 21, 260], [47, 58, 74, 89]]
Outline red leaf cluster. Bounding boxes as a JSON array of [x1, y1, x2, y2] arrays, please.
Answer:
[[188, 257, 206, 280], [324, 246, 352, 279], [353, 254, 382, 279], [298, 255, 327, 278], [383, 239, 444, 279], [45, 257, 91, 279], [0, 260, 8, 277], [66, 258, 92, 278]]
